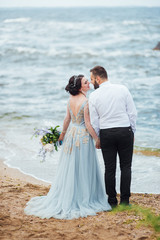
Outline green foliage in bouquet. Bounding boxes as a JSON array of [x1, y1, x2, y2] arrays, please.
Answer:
[[41, 125, 61, 151]]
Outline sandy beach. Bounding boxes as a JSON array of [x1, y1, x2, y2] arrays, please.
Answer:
[[0, 158, 160, 240]]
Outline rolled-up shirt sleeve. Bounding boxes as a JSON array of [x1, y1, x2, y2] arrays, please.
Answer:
[[89, 96, 100, 136], [126, 90, 137, 133]]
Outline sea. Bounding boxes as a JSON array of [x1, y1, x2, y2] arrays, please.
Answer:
[[0, 7, 160, 193]]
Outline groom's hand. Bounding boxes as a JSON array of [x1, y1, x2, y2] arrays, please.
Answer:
[[95, 138, 101, 149]]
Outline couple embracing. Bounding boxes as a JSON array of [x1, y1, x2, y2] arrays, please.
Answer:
[[25, 66, 137, 219]]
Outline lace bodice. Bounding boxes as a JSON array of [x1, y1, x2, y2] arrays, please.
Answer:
[[61, 98, 98, 142]]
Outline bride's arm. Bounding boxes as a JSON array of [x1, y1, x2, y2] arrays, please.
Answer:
[[84, 102, 100, 149], [58, 104, 71, 141]]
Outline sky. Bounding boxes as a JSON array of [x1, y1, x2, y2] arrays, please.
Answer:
[[0, 0, 160, 7]]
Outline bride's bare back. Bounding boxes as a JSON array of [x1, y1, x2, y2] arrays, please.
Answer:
[[69, 94, 86, 117]]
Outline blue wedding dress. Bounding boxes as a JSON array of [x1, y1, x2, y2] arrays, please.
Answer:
[[24, 100, 111, 219]]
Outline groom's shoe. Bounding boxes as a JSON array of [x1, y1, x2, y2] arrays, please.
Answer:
[[108, 197, 118, 209], [109, 200, 118, 209], [120, 203, 132, 208], [120, 198, 129, 204], [120, 199, 131, 207], [110, 203, 118, 209]]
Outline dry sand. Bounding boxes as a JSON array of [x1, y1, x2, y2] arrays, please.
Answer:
[[0, 159, 160, 240]]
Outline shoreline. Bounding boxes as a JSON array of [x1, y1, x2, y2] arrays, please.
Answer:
[[0, 158, 50, 187], [0, 157, 160, 240], [134, 147, 160, 158], [1, 154, 160, 194]]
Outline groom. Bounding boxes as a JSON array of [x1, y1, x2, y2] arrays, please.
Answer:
[[89, 66, 137, 207]]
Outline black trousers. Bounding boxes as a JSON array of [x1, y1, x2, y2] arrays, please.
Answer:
[[100, 127, 134, 206]]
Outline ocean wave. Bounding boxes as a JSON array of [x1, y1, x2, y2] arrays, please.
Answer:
[[15, 47, 44, 55], [132, 76, 160, 86], [1, 46, 159, 60], [0, 47, 45, 57], [48, 49, 159, 59], [47, 47, 100, 58], [47, 21, 103, 32], [122, 20, 141, 25], [0, 112, 31, 120], [4, 18, 30, 23]]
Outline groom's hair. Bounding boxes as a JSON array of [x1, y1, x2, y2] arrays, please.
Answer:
[[90, 66, 108, 79]]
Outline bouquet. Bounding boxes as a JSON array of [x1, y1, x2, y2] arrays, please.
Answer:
[[33, 125, 62, 162]]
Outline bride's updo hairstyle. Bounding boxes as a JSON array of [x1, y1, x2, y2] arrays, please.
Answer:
[[65, 75, 84, 96]]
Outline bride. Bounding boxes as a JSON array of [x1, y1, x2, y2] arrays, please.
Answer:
[[24, 74, 111, 219]]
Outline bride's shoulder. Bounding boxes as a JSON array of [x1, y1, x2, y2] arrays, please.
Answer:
[[83, 99, 89, 109]]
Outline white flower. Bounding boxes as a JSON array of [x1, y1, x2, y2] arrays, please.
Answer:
[[43, 143, 54, 152]]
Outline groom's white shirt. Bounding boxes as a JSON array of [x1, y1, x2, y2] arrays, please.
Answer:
[[89, 81, 137, 136]]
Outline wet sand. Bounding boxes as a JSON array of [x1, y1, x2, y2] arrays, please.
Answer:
[[0, 159, 160, 240]]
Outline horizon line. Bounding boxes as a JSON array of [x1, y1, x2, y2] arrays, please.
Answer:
[[0, 5, 160, 8]]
